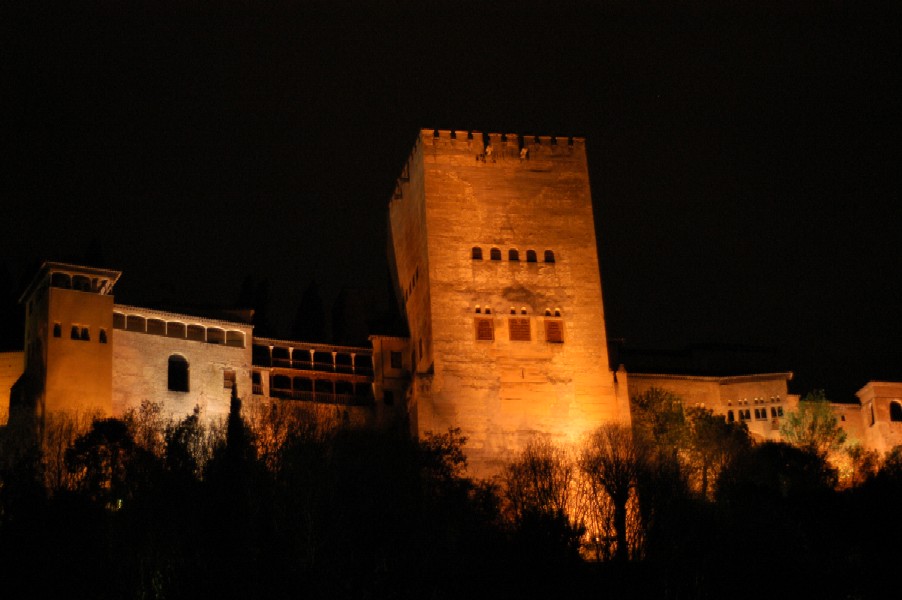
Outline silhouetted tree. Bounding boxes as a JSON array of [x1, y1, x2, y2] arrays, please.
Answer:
[[843, 442, 880, 488], [64, 418, 156, 507], [580, 424, 645, 562], [781, 389, 847, 458], [503, 437, 583, 567], [0, 261, 23, 351], [683, 406, 751, 500], [292, 278, 327, 342], [236, 275, 272, 336], [631, 387, 686, 462]]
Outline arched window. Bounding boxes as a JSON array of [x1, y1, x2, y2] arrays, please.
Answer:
[[206, 328, 225, 344], [147, 319, 166, 336], [168, 355, 189, 392], [126, 315, 146, 333], [508, 249, 519, 261], [99, 329, 107, 344], [72, 275, 91, 291], [544, 250, 556, 263], [545, 309, 551, 316], [71, 325, 80, 340], [526, 250, 537, 263], [890, 401, 902, 422], [80, 327, 90, 341], [490, 248, 501, 261], [472, 247, 483, 260], [727, 410, 735, 423], [51, 272, 72, 289]]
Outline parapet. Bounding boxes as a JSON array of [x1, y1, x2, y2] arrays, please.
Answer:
[[417, 128, 586, 161], [19, 261, 122, 304]]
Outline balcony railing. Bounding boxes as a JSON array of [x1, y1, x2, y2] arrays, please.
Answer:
[[267, 387, 374, 406]]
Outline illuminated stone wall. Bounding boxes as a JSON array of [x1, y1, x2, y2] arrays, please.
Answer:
[[43, 284, 116, 417], [628, 372, 799, 442], [846, 381, 902, 452], [389, 129, 630, 477], [111, 305, 253, 422]]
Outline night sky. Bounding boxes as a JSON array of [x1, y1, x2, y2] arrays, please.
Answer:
[[2, 3, 900, 401]]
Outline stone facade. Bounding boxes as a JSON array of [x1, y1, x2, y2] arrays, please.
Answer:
[[111, 305, 253, 422], [628, 372, 800, 442], [4, 131, 900, 475], [6, 262, 399, 434], [834, 381, 902, 453], [388, 130, 631, 476]]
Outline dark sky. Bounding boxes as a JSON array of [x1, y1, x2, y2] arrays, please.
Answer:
[[2, 3, 900, 400]]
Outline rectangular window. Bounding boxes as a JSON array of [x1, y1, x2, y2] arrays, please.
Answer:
[[475, 318, 495, 341], [224, 370, 236, 389], [390, 351, 402, 369], [53, 323, 61, 337], [544, 320, 564, 343], [508, 318, 531, 341]]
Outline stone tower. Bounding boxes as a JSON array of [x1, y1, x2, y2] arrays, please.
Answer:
[[388, 129, 630, 477], [16, 262, 120, 429]]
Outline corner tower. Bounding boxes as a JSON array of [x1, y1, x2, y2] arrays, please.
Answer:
[[388, 129, 630, 476], [17, 262, 120, 426]]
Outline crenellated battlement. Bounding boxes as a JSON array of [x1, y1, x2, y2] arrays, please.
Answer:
[[419, 128, 586, 161], [390, 127, 588, 206]]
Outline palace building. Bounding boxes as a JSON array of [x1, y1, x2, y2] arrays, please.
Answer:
[[2, 129, 900, 476]]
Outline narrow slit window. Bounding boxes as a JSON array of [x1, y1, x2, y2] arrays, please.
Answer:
[[80, 327, 90, 341], [99, 329, 107, 344], [53, 323, 61, 337], [71, 325, 80, 340]]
